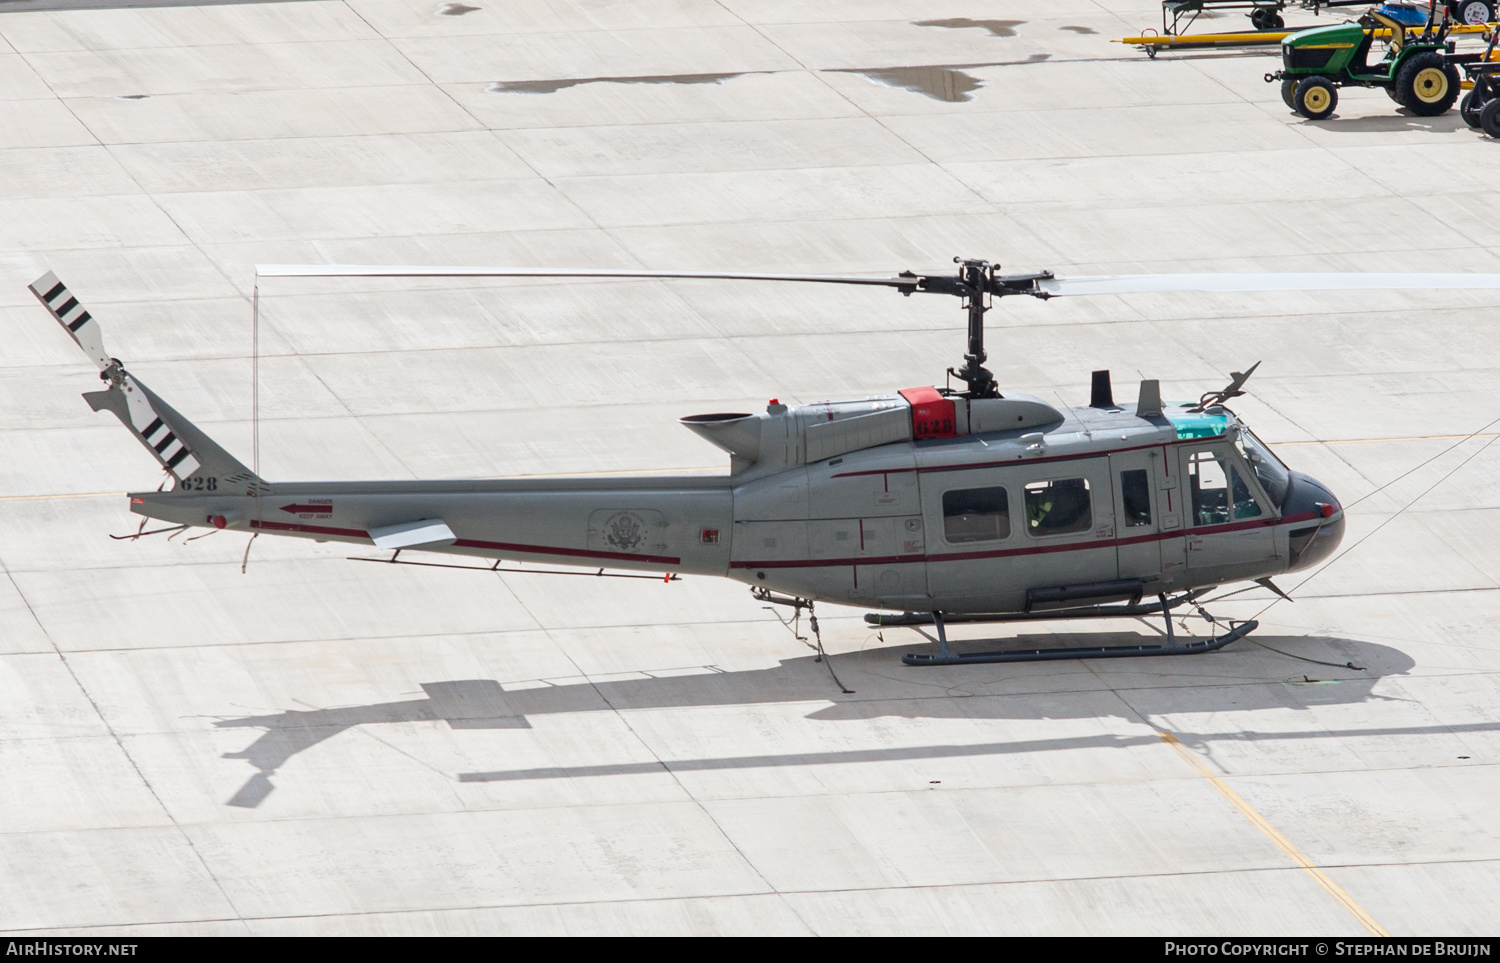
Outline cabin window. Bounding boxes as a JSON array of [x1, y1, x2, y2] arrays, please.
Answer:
[[1189, 450, 1263, 526], [1024, 478, 1092, 537], [943, 486, 1009, 543], [1120, 469, 1152, 527]]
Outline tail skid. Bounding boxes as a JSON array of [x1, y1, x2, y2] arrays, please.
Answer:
[[31, 271, 267, 495]]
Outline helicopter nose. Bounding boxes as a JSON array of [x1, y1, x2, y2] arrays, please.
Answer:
[[1283, 471, 1345, 573]]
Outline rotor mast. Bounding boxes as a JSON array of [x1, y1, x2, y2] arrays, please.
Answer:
[[955, 258, 997, 399], [904, 258, 1054, 400]]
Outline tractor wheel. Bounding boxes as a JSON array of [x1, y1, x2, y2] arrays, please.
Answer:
[[1251, 7, 1286, 29], [1281, 77, 1298, 109], [1295, 76, 1338, 119], [1482, 97, 1500, 137], [1453, 0, 1494, 25], [1397, 52, 1461, 116], [1385, 85, 1402, 102], [1460, 91, 1484, 127]]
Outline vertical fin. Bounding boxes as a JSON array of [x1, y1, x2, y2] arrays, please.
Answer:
[[32, 270, 264, 491]]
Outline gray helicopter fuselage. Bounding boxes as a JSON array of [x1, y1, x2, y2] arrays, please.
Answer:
[[130, 387, 1345, 615]]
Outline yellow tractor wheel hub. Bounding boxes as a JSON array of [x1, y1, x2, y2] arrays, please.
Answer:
[[1414, 67, 1449, 103], [1305, 87, 1332, 111]]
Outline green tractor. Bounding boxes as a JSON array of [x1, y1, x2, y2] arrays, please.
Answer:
[[1266, 6, 1463, 119]]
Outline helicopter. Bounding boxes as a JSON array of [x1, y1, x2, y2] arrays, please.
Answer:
[[30, 260, 1500, 666]]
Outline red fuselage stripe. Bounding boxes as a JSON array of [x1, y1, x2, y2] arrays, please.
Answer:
[[727, 511, 1322, 570], [249, 520, 681, 565], [253, 510, 1322, 572], [252, 520, 368, 539], [453, 537, 680, 566]]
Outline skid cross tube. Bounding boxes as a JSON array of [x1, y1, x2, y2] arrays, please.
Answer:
[[899, 593, 1257, 665]]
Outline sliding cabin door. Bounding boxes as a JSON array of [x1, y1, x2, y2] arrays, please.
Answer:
[[1110, 449, 1162, 582]]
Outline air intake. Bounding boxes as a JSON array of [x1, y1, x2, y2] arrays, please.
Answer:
[[1090, 370, 1114, 409]]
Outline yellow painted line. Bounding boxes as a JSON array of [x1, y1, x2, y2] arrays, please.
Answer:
[[1160, 732, 1389, 936], [1279, 433, 1500, 446], [0, 491, 123, 501]]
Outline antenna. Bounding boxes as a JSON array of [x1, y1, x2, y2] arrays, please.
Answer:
[[1193, 361, 1261, 410]]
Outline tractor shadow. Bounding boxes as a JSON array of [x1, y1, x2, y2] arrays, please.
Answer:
[[1297, 110, 1475, 132], [213, 631, 1426, 808]]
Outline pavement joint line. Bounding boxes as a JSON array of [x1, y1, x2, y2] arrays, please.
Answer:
[[0, 560, 251, 930], [480, 557, 812, 928], [0, 491, 122, 500], [2, 850, 1486, 936], [1279, 432, 1500, 446], [4, 755, 1500, 832], [22, 616, 1491, 661], [2, 425, 1497, 503], [0, 864, 1337, 932], [1158, 731, 1390, 936]]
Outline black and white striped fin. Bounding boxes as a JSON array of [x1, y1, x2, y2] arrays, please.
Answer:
[[28, 271, 111, 370], [119, 373, 201, 478]]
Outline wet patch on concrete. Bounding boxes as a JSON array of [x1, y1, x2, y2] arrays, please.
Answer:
[[1060, 25, 1097, 34], [848, 66, 986, 102], [436, 2, 479, 14], [835, 55, 1050, 102], [115, 94, 150, 100], [914, 17, 1024, 38], [488, 71, 748, 95]]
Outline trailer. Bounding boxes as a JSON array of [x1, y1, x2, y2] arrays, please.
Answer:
[[1119, 16, 1493, 58], [1159, 0, 1493, 36]]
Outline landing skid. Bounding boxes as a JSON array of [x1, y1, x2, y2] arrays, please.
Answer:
[[885, 593, 1257, 666]]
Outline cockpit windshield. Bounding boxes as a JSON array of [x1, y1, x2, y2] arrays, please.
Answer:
[[1234, 427, 1291, 508]]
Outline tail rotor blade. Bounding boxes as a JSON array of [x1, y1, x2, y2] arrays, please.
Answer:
[[29, 271, 111, 369]]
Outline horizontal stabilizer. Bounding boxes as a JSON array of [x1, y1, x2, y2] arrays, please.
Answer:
[[29, 271, 111, 369], [85, 375, 203, 479], [369, 519, 456, 549]]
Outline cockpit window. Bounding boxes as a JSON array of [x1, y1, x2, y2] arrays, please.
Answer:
[[1189, 450, 1263, 526], [1234, 427, 1291, 508]]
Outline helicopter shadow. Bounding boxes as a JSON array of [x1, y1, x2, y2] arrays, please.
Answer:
[[212, 631, 1435, 808]]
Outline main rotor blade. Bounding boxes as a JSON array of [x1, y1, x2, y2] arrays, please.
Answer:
[[255, 264, 920, 287], [260, 265, 1500, 298], [1039, 273, 1500, 296]]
